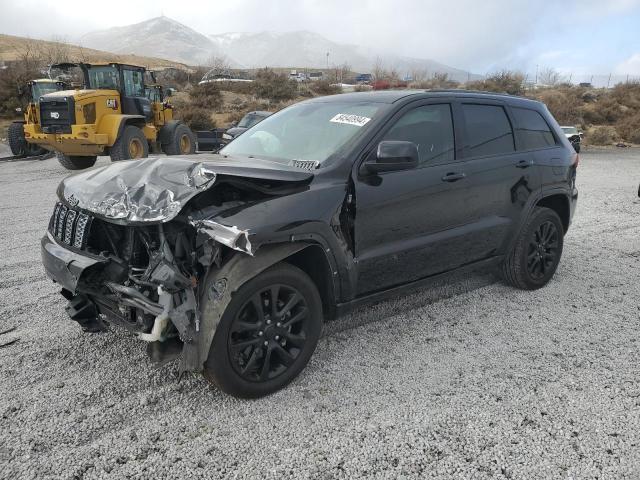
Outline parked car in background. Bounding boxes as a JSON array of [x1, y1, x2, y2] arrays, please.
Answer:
[[355, 73, 373, 83], [196, 111, 273, 152], [223, 111, 272, 141], [41, 90, 578, 398], [560, 126, 583, 152]]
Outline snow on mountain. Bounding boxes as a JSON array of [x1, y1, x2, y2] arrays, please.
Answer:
[[80, 16, 220, 66]]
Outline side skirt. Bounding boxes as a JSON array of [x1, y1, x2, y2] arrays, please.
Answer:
[[335, 256, 503, 317]]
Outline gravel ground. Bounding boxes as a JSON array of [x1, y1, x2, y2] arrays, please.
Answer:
[[1, 147, 639, 479]]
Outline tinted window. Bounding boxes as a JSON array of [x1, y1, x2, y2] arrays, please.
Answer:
[[462, 104, 514, 157], [382, 104, 455, 166], [512, 107, 557, 150], [123, 69, 145, 97]]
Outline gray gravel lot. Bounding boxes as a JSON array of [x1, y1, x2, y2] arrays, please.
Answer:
[[1, 147, 639, 479]]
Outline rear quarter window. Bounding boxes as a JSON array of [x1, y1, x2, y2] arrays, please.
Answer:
[[512, 107, 557, 150], [461, 104, 515, 157]]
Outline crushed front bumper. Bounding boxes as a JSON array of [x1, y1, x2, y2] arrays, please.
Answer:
[[41, 232, 107, 293]]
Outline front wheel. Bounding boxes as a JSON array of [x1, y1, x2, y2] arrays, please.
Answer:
[[110, 125, 149, 161], [203, 263, 323, 398], [56, 152, 97, 170], [8, 122, 27, 155], [502, 207, 564, 290]]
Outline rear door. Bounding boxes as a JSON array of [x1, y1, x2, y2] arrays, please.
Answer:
[[354, 99, 473, 295], [454, 101, 538, 259]]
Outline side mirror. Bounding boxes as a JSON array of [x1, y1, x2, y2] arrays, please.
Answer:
[[364, 140, 419, 174]]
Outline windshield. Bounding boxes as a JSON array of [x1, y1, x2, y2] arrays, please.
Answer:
[[221, 101, 384, 164], [238, 113, 268, 128], [562, 126, 578, 134], [32, 83, 63, 101], [86, 66, 120, 90]]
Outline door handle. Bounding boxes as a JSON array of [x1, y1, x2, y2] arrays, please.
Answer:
[[516, 159, 533, 169], [441, 172, 466, 182]]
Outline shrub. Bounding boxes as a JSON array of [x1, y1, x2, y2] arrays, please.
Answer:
[[616, 113, 640, 143], [586, 126, 618, 145], [467, 70, 524, 95], [253, 68, 298, 102], [216, 81, 255, 95], [175, 105, 215, 130], [534, 87, 583, 125], [189, 82, 223, 110], [410, 73, 459, 90], [310, 80, 341, 96]]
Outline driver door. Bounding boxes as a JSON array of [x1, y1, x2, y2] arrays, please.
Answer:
[[353, 101, 471, 295]]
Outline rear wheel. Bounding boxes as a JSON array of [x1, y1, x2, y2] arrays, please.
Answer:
[[8, 123, 47, 157], [502, 207, 564, 290], [162, 124, 197, 155], [110, 125, 149, 161], [56, 152, 97, 170], [203, 263, 323, 398]]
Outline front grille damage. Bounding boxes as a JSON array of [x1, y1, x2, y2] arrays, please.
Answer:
[[49, 202, 225, 362]]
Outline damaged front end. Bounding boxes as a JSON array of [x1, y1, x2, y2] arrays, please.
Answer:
[[42, 156, 315, 372], [43, 205, 220, 368]]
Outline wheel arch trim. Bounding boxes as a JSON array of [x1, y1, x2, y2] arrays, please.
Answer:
[[181, 242, 313, 374]]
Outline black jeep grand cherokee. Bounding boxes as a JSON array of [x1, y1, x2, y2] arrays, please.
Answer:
[[42, 90, 578, 397]]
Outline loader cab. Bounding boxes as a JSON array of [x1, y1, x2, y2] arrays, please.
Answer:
[[28, 80, 67, 104], [82, 63, 153, 120]]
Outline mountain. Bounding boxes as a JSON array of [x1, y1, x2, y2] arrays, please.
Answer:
[[208, 30, 475, 80], [79, 16, 474, 80], [80, 17, 219, 66]]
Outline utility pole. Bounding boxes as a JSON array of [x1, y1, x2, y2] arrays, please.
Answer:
[[607, 73, 612, 88], [326, 52, 329, 69], [535, 64, 539, 84]]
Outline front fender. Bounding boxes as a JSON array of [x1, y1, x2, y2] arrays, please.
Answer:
[[97, 114, 145, 145], [180, 242, 310, 373]]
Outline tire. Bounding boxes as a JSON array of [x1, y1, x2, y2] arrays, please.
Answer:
[[56, 152, 97, 170], [203, 263, 323, 398], [573, 142, 581, 153], [162, 123, 197, 155], [502, 207, 564, 290], [8, 122, 26, 155], [110, 125, 149, 161]]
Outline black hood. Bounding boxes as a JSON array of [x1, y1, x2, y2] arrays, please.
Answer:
[[57, 155, 313, 223], [226, 126, 248, 138]]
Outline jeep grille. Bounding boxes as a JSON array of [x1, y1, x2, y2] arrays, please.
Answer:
[[49, 202, 92, 249]]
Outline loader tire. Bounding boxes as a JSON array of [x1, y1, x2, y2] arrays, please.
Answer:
[[162, 123, 197, 155], [56, 152, 97, 170], [110, 125, 149, 161]]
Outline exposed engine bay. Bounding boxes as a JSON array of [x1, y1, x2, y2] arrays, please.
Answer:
[[43, 156, 323, 373]]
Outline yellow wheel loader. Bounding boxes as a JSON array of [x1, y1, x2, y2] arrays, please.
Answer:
[[8, 79, 67, 157], [23, 63, 197, 170]]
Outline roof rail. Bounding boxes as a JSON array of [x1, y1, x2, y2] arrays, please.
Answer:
[[424, 88, 526, 98]]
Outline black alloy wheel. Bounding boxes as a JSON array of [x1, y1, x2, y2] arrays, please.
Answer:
[[526, 220, 560, 281], [203, 263, 322, 398], [228, 284, 309, 382], [502, 206, 564, 290]]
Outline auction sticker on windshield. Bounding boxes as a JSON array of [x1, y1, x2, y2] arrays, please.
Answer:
[[330, 113, 371, 127]]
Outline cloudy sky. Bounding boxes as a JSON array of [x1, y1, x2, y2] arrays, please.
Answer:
[[2, 0, 640, 76]]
